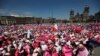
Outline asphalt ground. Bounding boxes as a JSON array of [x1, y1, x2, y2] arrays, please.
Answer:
[[92, 47, 100, 56]]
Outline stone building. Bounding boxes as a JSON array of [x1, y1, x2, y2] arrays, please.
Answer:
[[0, 16, 16, 25], [69, 5, 90, 22], [83, 5, 89, 22], [0, 16, 61, 25], [70, 9, 74, 22], [95, 11, 100, 22]]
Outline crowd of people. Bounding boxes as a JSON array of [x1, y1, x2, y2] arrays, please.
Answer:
[[0, 23, 100, 56]]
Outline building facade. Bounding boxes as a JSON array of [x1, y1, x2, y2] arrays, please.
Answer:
[[0, 16, 67, 25], [70, 5, 91, 22], [95, 11, 100, 22], [70, 9, 74, 22], [0, 16, 16, 25], [0, 16, 46, 25], [83, 5, 89, 22]]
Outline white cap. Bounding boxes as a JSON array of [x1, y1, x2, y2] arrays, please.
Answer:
[[66, 41, 71, 46], [75, 42, 80, 45], [25, 40, 30, 43], [5, 53, 10, 55], [0, 48, 3, 50], [4, 31, 9, 35], [62, 39, 66, 42], [79, 44, 83, 47], [40, 41, 45, 45]]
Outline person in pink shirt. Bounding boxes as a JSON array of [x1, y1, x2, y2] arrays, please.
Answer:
[[77, 44, 89, 56], [52, 47, 58, 56], [43, 49, 51, 56], [62, 45, 72, 56], [23, 44, 31, 56], [15, 48, 19, 56]]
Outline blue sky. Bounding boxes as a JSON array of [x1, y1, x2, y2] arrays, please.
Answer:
[[0, 0, 100, 19]]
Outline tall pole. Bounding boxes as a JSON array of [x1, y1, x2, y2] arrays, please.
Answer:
[[51, 9, 53, 18]]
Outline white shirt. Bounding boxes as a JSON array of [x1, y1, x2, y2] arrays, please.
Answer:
[[55, 45, 61, 53], [41, 44, 48, 51]]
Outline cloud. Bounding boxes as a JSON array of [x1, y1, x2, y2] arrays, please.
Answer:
[[0, 9, 33, 17], [22, 12, 33, 17], [10, 13, 20, 17]]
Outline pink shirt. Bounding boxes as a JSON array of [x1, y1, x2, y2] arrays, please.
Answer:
[[77, 48, 89, 56], [52, 52, 58, 56], [43, 51, 51, 56], [62, 45, 72, 56]]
